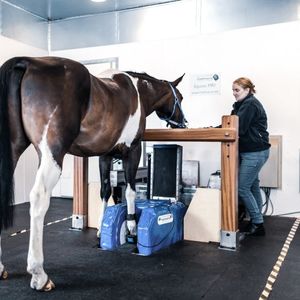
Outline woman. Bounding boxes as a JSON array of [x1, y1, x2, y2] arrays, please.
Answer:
[[231, 77, 270, 236]]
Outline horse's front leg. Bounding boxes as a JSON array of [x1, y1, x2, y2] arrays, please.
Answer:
[[123, 143, 142, 236], [27, 153, 61, 291], [98, 155, 113, 238]]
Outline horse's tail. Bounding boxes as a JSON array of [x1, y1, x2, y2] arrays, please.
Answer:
[[0, 57, 26, 232]]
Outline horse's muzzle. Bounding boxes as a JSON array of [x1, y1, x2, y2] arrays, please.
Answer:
[[168, 118, 188, 129]]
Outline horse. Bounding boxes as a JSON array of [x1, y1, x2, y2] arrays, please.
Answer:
[[0, 56, 186, 291]]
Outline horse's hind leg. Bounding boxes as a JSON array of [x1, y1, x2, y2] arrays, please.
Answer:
[[98, 155, 113, 237], [0, 237, 8, 280], [0, 140, 30, 280], [0, 237, 7, 280], [27, 142, 62, 291]]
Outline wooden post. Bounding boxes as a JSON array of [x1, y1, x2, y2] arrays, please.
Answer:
[[219, 115, 239, 250], [72, 156, 88, 230]]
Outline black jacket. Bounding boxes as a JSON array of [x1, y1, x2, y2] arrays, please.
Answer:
[[231, 94, 270, 153]]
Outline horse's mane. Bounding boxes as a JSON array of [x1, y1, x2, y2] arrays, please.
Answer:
[[125, 71, 162, 83]]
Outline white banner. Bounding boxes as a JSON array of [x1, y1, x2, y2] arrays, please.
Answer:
[[191, 73, 221, 95]]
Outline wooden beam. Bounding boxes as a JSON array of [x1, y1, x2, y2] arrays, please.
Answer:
[[143, 127, 237, 142]]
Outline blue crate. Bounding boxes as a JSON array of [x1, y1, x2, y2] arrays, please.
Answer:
[[137, 202, 186, 256], [100, 200, 168, 250], [100, 203, 127, 250]]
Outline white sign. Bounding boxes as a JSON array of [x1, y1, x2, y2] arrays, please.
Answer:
[[157, 213, 174, 225], [191, 73, 221, 95]]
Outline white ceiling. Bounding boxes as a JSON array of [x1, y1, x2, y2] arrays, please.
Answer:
[[2, 0, 181, 20]]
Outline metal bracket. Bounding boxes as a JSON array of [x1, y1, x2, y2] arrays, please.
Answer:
[[71, 214, 87, 230], [219, 230, 239, 251]]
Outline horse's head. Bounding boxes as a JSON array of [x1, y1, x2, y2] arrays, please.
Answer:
[[125, 71, 188, 128], [155, 74, 188, 128]]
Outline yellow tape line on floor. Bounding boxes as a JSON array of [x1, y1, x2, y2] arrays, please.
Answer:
[[10, 216, 72, 237], [259, 218, 300, 300]]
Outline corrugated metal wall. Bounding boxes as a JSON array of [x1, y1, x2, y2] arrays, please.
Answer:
[[51, 0, 199, 50], [200, 0, 300, 33], [1, 1, 48, 49], [0, 2, 2, 34], [1, 0, 300, 51]]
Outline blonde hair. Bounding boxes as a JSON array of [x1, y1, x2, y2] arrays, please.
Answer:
[[233, 77, 256, 94]]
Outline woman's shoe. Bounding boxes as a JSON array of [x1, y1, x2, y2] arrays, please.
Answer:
[[245, 223, 265, 236], [239, 220, 252, 233]]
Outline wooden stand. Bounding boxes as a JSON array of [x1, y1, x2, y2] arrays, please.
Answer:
[[72, 115, 239, 249]]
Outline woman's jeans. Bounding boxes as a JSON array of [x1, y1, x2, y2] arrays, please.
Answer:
[[238, 149, 270, 224]]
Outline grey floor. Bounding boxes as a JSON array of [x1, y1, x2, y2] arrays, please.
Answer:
[[0, 198, 299, 300]]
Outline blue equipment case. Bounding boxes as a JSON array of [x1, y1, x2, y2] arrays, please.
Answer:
[[137, 202, 186, 256], [100, 200, 186, 255], [100, 200, 166, 250], [100, 203, 127, 250]]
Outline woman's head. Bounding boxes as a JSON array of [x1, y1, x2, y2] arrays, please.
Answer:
[[232, 77, 256, 101]]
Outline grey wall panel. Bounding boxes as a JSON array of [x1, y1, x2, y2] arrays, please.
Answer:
[[3, 0, 300, 51], [51, 13, 118, 51], [1, 2, 47, 49], [3, 0, 49, 19], [0, 2, 2, 34], [201, 0, 300, 34], [119, 0, 199, 43], [51, 0, 198, 50], [3, 0, 182, 20]]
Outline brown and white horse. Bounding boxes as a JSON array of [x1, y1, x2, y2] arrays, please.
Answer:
[[0, 56, 186, 291]]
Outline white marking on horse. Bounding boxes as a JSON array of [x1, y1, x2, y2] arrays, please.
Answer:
[[96, 70, 142, 148], [27, 107, 62, 290], [125, 183, 137, 235], [115, 75, 141, 148], [0, 236, 4, 276]]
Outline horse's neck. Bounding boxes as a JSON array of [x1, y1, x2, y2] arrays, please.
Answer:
[[140, 95, 156, 117], [145, 90, 167, 117]]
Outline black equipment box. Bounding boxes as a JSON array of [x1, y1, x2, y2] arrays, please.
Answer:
[[150, 144, 182, 201]]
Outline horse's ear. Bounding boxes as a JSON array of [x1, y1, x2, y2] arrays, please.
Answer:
[[171, 73, 185, 87]]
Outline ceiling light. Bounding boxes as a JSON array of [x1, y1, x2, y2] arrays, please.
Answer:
[[91, 0, 107, 2]]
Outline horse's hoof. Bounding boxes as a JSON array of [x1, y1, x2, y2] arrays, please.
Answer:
[[127, 234, 137, 244], [39, 278, 55, 292], [0, 270, 8, 280], [127, 220, 137, 235]]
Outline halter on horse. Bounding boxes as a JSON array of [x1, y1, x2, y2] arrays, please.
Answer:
[[0, 56, 186, 291]]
